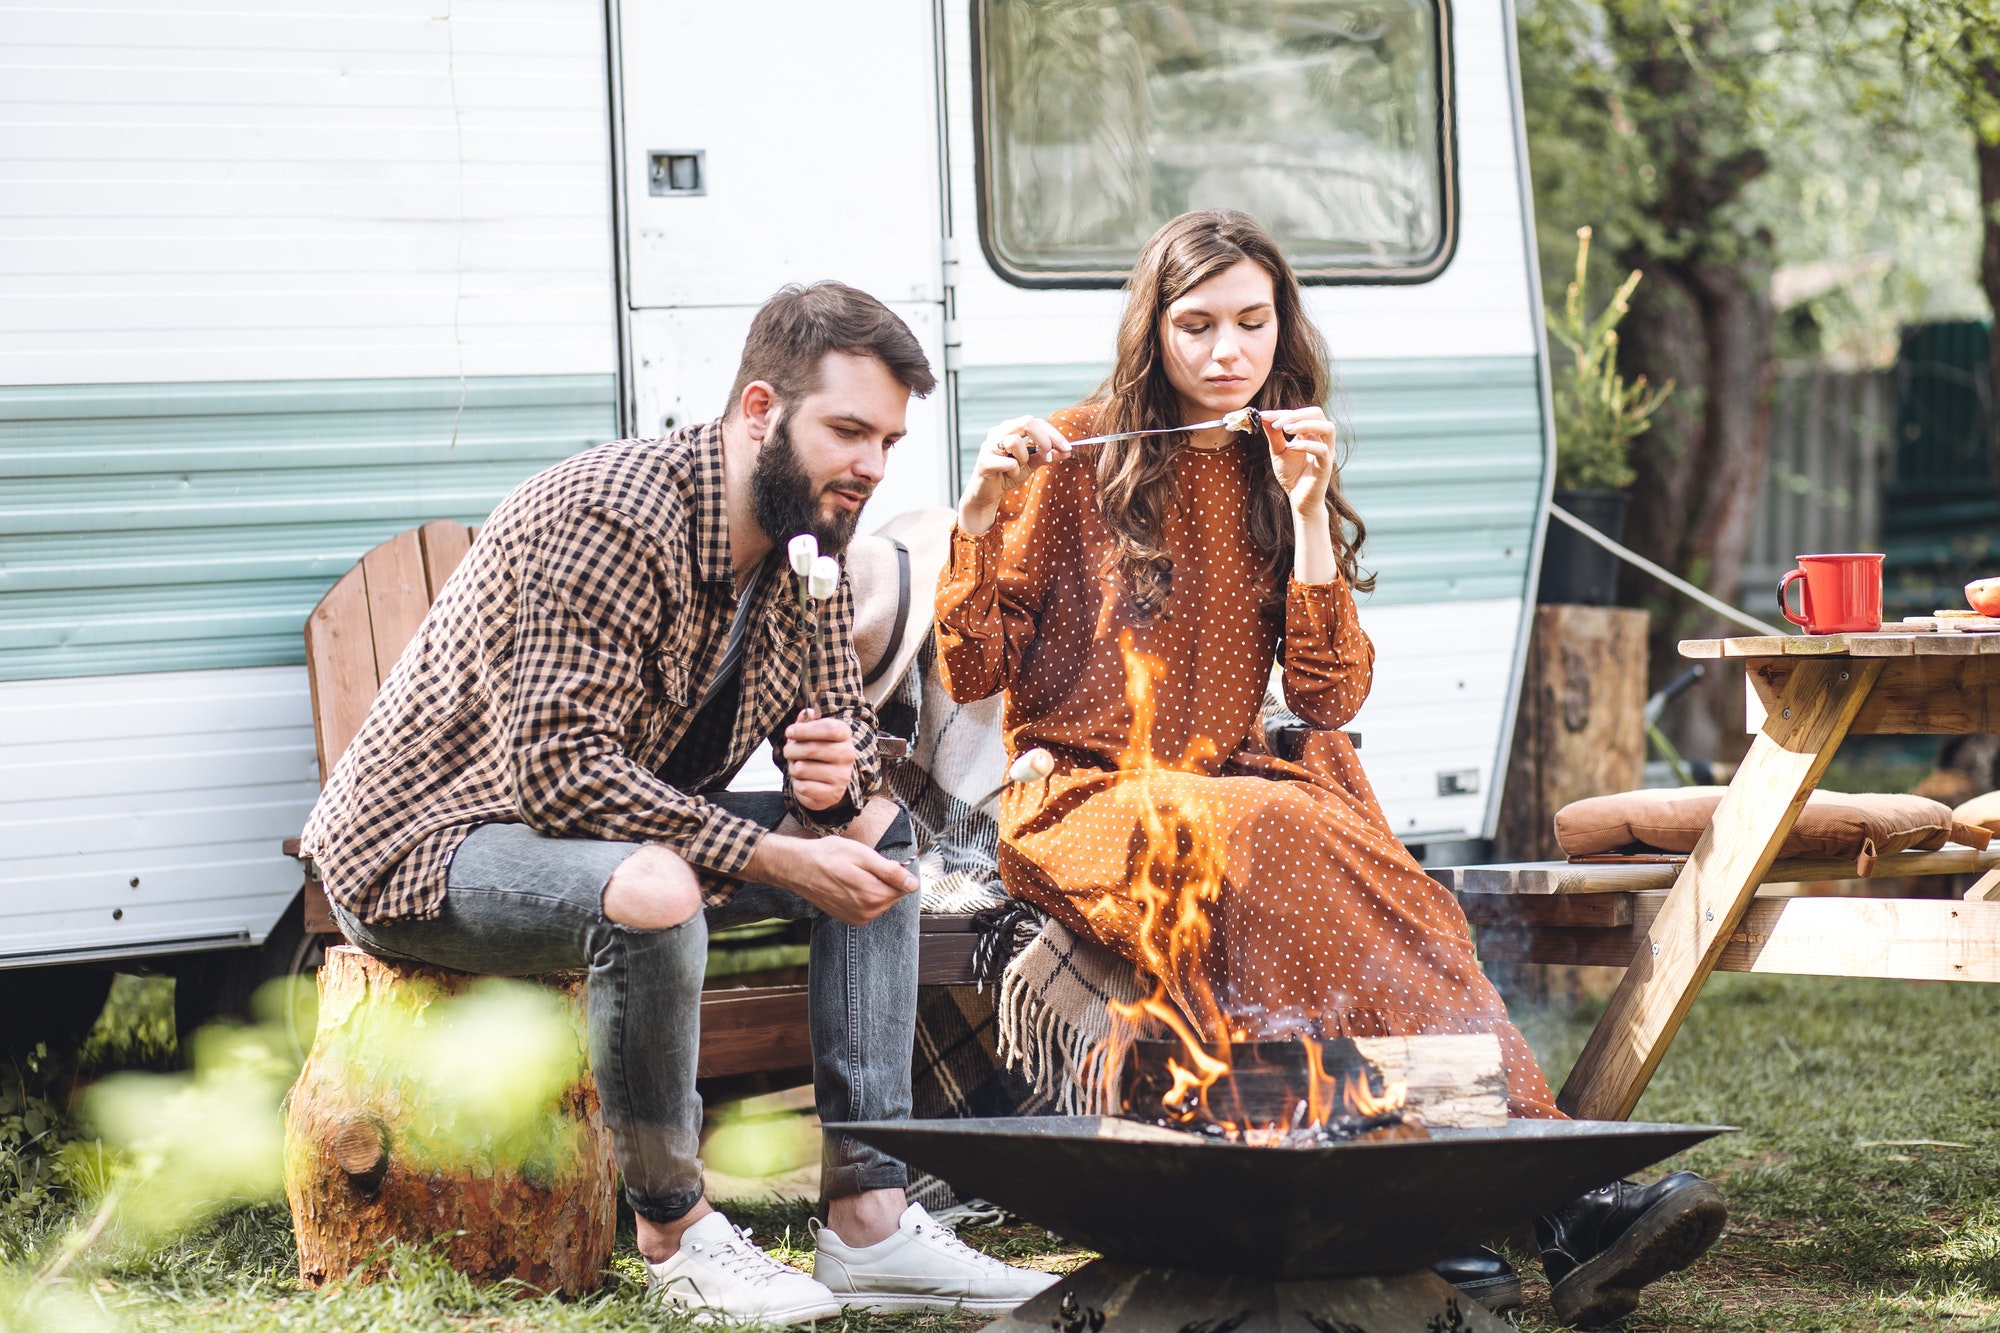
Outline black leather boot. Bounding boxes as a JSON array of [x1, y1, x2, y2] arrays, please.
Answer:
[[1535, 1172, 1726, 1327], [1432, 1245, 1521, 1312]]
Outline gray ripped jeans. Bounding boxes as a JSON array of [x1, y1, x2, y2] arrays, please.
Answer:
[[329, 791, 919, 1223]]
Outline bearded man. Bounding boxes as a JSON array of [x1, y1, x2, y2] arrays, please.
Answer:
[[302, 282, 1053, 1323]]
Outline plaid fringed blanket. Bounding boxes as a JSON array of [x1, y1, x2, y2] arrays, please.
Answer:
[[994, 917, 1147, 1115], [881, 639, 1011, 917]]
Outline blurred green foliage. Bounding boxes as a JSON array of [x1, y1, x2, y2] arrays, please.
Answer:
[[702, 1104, 819, 1180], [318, 978, 589, 1179]]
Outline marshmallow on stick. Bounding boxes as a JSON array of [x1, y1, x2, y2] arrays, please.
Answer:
[[808, 555, 840, 601], [1009, 748, 1056, 783], [800, 554, 841, 714], [788, 533, 819, 578], [915, 747, 1060, 858]]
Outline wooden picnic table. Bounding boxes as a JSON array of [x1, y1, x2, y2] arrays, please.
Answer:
[[1552, 627, 2000, 1121]]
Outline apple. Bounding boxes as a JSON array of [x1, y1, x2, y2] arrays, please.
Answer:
[[1967, 577, 2000, 617]]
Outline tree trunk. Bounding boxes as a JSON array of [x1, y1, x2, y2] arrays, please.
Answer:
[[1615, 251, 1777, 763], [285, 947, 618, 1295], [1497, 606, 1651, 863]]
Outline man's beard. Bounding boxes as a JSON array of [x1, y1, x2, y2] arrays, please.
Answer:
[[751, 411, 870, 556]]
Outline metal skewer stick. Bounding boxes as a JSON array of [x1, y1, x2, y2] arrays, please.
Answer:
[[1051, 417, 1236, 451], [1023, 408, 1295, 455], [899, 748, 1057, 867]]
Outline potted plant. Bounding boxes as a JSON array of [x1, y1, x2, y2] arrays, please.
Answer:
[[1539, 226, 1674, 605]]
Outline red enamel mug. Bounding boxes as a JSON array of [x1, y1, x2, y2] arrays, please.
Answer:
[[1777, 553, 1884, 635]]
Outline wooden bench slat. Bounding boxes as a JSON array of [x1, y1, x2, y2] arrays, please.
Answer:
[[1458, 892, 1632, 927], [1476, 893, 2000, 983], [418, 519, 474, 600], [696, 985, 812, 1077], [305, 564, 382, 784], [1432, 845, 2000, 896], [361, 528, 431, 682]]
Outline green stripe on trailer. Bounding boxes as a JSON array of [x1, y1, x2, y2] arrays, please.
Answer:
[[953, 356, 1547, 607], [0, 375, 616, 682]]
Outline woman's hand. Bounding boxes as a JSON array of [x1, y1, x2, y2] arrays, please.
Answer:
[[958, 416, 1071, 535], [1259, 407, 1337, 519]]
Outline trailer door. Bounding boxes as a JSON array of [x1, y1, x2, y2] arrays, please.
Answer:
[[616, 0, 952, 519]]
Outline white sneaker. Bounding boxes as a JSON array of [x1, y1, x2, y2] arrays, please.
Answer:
[[645, 1210, 842, 1325], [813, 1202, 1059, 1312]]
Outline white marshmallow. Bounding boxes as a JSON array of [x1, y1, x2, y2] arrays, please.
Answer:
[[809, 555, 840, 601], [1009, 748, 1056, 783], [788, 533, 819, 578]]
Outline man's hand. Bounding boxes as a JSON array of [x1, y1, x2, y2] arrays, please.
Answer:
[[783, 709, 858, 811], [744, 833, 918, 926]]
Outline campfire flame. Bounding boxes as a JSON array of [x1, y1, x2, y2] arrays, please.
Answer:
[[1094, 632, 1229, 1112], [1085, 633, 1410, 1143]]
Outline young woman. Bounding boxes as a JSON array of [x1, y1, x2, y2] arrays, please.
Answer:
[[935, 211, 1723, 1325], [928, 208, 1728, 1320], [936, 208, 1560, 1118]]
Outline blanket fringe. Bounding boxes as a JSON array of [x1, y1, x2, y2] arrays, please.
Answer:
[[994, 920, 1145, 1116]]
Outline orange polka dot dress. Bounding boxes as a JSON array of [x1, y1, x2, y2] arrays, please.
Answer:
[[935, 405, 1563, 1119]]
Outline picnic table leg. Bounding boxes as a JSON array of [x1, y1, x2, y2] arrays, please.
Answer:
[[1556, 658, 1883, 1121]]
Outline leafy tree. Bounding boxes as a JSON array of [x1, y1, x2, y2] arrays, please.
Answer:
[[1521, 0, 1795, 754], [1839, 0, 2000, 475]]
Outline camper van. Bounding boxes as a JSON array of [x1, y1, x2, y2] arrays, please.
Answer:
[[0, 0, 1552, 1048]]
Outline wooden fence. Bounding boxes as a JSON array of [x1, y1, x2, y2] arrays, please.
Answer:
[[1741, 368, 1895, 604]]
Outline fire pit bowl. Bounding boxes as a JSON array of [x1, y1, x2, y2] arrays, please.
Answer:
[[834, 1115, 1730, 1280]]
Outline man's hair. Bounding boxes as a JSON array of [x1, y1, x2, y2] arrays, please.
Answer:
[[725, 281, 937, 416]]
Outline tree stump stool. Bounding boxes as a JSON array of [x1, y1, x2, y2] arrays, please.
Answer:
[[284, 946, 618, 1294]]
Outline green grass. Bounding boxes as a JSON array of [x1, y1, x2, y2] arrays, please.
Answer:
[[1509, 975, 2000, 1330], [6, 972, 2000, 1331]]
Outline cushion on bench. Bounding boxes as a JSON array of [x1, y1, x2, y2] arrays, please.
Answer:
[[1955, 791, 2000, 837], [1555, 786, 1991, 876]]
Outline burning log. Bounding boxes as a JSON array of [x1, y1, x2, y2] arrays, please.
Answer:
[[1116, 1034, 1505, 1144], [1350, 1035, 1508, 1129]]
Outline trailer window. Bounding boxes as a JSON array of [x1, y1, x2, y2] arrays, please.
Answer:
[[975, 0, 1454, 286]]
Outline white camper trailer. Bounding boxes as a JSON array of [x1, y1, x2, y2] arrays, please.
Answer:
[[0, 0, 1552, 1046]]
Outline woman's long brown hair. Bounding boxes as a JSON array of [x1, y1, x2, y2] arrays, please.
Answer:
[[1092, 209, 1372, 618]]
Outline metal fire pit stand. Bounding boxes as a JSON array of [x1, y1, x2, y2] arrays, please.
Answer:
[[989, 1259, 1503, 1332], [836, 1116, 1730, 1332]]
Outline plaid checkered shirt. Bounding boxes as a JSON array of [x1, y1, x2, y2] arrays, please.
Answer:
[[302, 420, 881, 924]]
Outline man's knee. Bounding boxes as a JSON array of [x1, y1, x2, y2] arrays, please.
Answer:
[[603, 844, 703, 930], [844, 795, 906, 851]]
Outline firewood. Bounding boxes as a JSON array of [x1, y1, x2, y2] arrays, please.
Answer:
[[284, 947, 617, 1294], [1351, 1034, 1508, 1129]]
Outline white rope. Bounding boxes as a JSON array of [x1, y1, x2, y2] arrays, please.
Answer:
[[1545, 503, 1790, 638]]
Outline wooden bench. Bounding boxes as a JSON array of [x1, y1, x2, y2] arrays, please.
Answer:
[[289, 523, 982, 1083], [1437, 627, 2000, 1122]]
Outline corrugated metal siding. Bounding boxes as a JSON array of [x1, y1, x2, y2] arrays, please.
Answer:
[[0, 666, 316, 966], [954, 355, 1546, 607], [0, 0, 614, 386], [1350, 597, 1520, 841], [0, 374, 616, 682]]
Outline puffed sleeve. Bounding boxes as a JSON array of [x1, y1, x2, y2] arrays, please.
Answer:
[[934, 406, 1097, 703], [1279, 574, 1375, 730], [934, 471, 1054, 703]]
